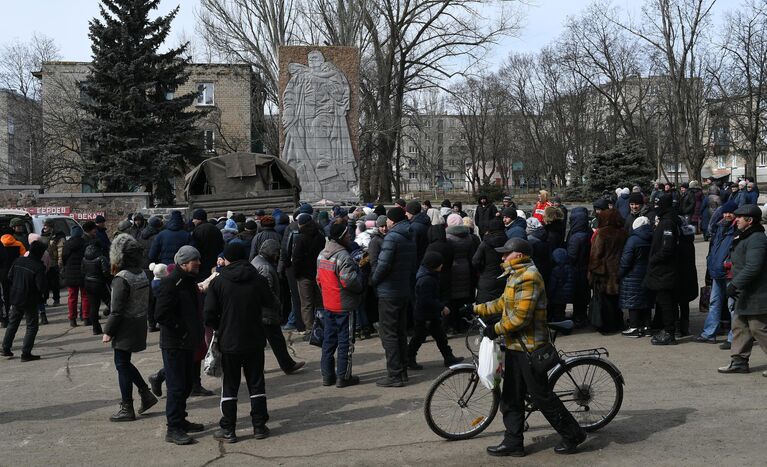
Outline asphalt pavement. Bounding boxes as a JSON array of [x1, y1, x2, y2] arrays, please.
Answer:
[[0, 238, 764, 466]]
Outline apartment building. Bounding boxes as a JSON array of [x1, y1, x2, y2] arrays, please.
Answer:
[[34, 61, 254, 192], [0, 89, 41, 185]]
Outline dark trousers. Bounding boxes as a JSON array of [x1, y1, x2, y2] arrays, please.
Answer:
[[656, 290, 677, 333], [85, 283, 109, 324], [378, 298, 409, 378], [296, 277, 322, 330], [285, 267, 305, 331], [2, 304, 39, 355], [162, 348, 195, 429], [408, 319, 452, 360], [1, 280, 11, 317], [114, 349, 148, 402], [448, 298, 472, 333], [677, 301, 690, 327], [321, 311, 353, 379], [628, 308, 651, 329], [220, 352, 268, 430], [47, 267, 60, 302], [264, 323, 297, 372], [572, 287, 590, 323], [547, 303, 567, 322], [500, 350, 585, 448]]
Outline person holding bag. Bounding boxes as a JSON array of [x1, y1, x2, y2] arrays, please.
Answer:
[[474, 238, 585, 458]]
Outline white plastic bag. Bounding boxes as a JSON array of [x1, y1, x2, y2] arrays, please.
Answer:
[[203, 332, 222, 378], [477, 336, 502, 390]]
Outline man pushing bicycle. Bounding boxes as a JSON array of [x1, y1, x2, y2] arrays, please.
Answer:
[[474, 238, 587, 457]]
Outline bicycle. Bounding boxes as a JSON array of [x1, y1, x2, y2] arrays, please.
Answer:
[[424, 317, 624, 441]]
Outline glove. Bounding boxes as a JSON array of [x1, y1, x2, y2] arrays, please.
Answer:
[[459, 303, 474, 316], [726, 283, 739, 299], [483, 324, 499, 340]]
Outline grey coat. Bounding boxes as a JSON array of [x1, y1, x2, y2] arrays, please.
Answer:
[[103, 268, 150, 352], [251, 254, 282, 325], [730, 225, 767, 316]]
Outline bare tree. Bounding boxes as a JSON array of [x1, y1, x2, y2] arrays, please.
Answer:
[[710, 0, 767, 182], [611, 0, 717, 181]]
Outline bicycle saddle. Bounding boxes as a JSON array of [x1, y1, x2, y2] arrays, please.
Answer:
[[548, 320, 574, 332]]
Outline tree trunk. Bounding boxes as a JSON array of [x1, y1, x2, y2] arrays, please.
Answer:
[[745, 152, 758, 183]]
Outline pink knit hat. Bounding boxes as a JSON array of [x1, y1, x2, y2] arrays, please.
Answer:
[[447, 213, 463, 226]]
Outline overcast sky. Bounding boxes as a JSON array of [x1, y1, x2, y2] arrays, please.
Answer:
[[2, 0, 728, 69]]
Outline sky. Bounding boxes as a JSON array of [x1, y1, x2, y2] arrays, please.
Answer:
[[2, 0, 729, 68]]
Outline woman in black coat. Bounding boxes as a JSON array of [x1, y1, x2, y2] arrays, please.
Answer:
[[543, 206, 566, 251], [472, 219, 506, 303], [103, 234, 157, 422], [62, 226, 88, 327], [618, 218, 655, 336], [566, 207, 593, 325], [674, 223, 698, 336]]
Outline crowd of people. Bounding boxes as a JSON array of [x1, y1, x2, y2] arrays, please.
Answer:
[[1, 174, 766, 451]]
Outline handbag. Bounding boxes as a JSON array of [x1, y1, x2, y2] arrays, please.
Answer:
[[514, 333, 561, 374], [309, 309, 325, 347], [699, 286, 711, 313], [588, 292, 603, 329], [203, 332, 222, 378]]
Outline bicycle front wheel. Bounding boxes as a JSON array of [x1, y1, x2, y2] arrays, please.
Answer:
[[424, 367, 500, 440], [550, 358, 623, 432]]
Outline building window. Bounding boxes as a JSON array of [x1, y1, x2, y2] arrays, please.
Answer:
[[7, 116, 14, 135], [409, 172, 418, 180], [196, 83, 215, 106], [424, 133, 431, 142], [203, 130, 215, 153], [731, 155, 738, 168], [759, 153, 767, 167], [408, 146, 416, 154], [717, 156, 726, 169]]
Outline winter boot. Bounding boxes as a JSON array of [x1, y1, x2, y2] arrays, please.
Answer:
[[165, 427, 194, 445], [718, 358, 750, 374], [214, 428, 238, 443], [110, 400, 136, 422], [69, 319, 78, 328], [84, 317, 92, 326], [40, 312, 49, 325], [148, 372, 164, 397], [137, 387, 158, 414], [92, 321, 103, 336], [677, 321, 690, 337], [190, 382, 214, 397], [651, 330, 677, 346]]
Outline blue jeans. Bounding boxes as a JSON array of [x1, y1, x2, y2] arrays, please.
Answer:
[[321, 311, 352, 379], [701, 279, 725, 338]]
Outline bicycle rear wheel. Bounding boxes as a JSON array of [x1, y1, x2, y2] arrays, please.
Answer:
[[424, 367, 500, 440], [550, 358, 623, 432]]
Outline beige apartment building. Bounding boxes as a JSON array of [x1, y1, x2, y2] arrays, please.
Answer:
[[34, 61, 254, 193]]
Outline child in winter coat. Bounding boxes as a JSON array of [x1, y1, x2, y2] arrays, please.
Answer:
[[407, 252, 464, 369], [548, 248, 575, 322]]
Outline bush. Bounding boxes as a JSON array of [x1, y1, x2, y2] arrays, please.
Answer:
[[477, 183, 505, 202], [585, 139, 655, 200]]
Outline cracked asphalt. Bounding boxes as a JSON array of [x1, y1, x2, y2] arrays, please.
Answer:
[[0, 240, 765, 466]]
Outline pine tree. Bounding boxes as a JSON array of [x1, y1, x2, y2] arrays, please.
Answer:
[[585, 139, 655, 199], [82, 0, 202, 205]]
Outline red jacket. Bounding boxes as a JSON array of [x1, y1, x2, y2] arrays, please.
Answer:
[[316, 241, 363, 312], [533, 201, 551, 223]]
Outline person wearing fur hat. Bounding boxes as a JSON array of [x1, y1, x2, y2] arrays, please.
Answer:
[[1, 240, 47, 361], [190, 208, 224, 283], [101, 234, 157, 422], [408, 251, 463, 370], [154, 245, 206, 445], [205, 242, 275, 442], [615, 187, 631, 220], [251, 239, 305, 375], [317, 220, 364, 388], [370, 207, 417, 387]]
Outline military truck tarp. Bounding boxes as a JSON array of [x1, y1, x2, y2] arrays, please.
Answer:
[[184, 152, 300, 218]]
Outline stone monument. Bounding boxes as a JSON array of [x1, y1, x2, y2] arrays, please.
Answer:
[[279, 46, 360, 203]]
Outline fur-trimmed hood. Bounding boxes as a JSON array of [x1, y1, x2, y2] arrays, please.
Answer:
[[110, 233, 143, 270]]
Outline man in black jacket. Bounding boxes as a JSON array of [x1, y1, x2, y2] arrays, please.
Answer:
[[643, 194, 681, 345], [1, 241, 47, 361], [292, 214, 326, 331], [371, 207, 417, 387], [205, 242, 274, 443], [154, 245, 205, 445], [405, 200, 431, 264], [190, 209, 225, 282]]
